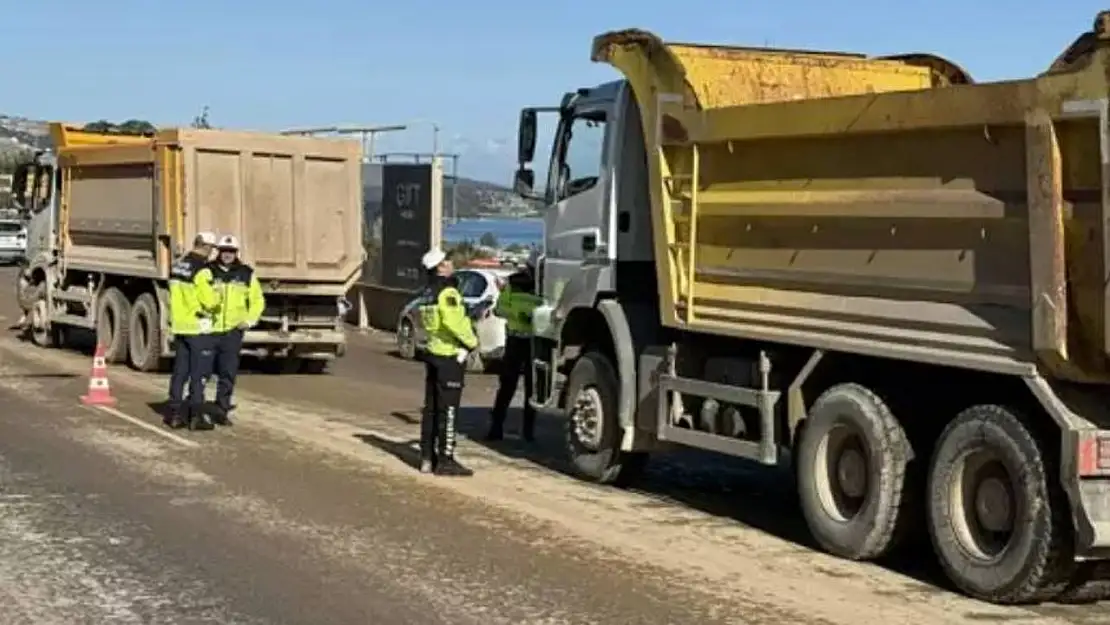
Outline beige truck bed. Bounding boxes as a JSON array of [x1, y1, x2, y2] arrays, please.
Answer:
[[593, 14, 1110, 383], [57, 125, 363, 293]]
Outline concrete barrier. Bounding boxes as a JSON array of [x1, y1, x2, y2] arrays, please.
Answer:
[[345, 282, 418, 333]]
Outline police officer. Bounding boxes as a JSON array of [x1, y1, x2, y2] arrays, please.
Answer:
[[208, 234, 265, 425], [166, 232, 221, 430], [488, 251, 542, 442], [418, 248, 478, 476]]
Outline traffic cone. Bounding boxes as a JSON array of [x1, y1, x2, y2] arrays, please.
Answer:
[[80, 344, 117, 406]]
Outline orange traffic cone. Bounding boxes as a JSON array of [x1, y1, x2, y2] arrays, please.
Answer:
[[80, 344, 117, 406]]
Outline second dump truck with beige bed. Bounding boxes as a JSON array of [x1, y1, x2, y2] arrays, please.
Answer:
[[13, 123, 363, 373], [513, 12, 1110, 605]]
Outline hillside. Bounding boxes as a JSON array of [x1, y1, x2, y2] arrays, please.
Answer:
[[0, 115, 49, 170]]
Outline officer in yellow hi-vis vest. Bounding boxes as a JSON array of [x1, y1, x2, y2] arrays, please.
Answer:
[[166, 231, 221, 431], [208, 234, 265, 426], [419, 248, 478, 476], [488, 250, 543, 442]]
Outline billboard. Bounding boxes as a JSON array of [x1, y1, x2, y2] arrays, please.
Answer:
[[379, 161, 443, 290]]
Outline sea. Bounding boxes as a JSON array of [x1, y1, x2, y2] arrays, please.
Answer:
[[443, 217, 543, 248]]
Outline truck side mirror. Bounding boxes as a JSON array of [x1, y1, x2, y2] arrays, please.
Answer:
[[10, 164, 28, 207], [513, 168, 535, 197], [518, 109, 537, 164]]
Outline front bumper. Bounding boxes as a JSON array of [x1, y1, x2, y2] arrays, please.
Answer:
[[243, 328, 346, 347]]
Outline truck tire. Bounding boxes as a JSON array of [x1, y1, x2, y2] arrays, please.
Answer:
[[563, 351, 647, 486], [96, 287, 131, 364], [128, 293, 165, 372], [796, 383, 915, 561], [28, 296, 62, 348], [927, 404, 1073, 604], [298, 358, 329, 375]]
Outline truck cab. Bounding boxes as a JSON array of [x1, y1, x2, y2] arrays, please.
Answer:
[[516, 81, 662, 446]]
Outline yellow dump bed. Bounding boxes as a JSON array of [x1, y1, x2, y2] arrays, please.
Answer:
[[53, 124, 363, 293], [593, 13, 1110, 382]]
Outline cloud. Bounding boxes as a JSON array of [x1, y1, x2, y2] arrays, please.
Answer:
[[484, 138, 507, 154]]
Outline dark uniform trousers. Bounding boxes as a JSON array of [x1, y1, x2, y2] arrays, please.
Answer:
[[421, 354, 466, 461], [491, 335, 535, 437], [213, 328, 244, 412], [168, 334, 216, 416]]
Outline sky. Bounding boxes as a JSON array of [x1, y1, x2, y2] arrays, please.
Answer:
[[0, 1, 1104, 183]]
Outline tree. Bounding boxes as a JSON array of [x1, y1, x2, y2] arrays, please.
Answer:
[[83, 119, 156, 136], [192, 106, 212, 129], [478, 232, 498, 248]]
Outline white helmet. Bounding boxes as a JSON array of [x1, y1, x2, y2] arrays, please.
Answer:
[[217, 234, 240, 250], [421, 248, 447, 271]]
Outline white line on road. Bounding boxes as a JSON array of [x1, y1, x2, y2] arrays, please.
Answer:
[[90, 405, 200, 449]]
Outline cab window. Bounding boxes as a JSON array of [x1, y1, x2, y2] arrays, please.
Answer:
[[551, 112, 606, 201]]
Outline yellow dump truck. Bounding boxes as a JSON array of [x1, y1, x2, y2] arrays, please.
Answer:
[[512, 12, 1110, 605], [13, 123, 363, 373]]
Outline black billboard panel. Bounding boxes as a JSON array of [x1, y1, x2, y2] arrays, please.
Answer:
[[380, 163, 440, 290]]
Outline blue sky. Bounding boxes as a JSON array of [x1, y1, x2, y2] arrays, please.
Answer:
[[0, 1, 1103, 183]]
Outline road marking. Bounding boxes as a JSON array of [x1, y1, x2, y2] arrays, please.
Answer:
[[90, 405, 200, 449]]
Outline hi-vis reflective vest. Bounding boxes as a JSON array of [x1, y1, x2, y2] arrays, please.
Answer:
[[495, 279, 542, 337], [209, 261, 265, 333], [169, 252, 220, 336], [420, 280, 478, 358]]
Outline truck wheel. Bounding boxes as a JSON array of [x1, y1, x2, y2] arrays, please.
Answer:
[[927, 404, 1073, 604], [96, 287, 131, 364], [564, 351, 647, 486], [128, 293, 164, 372], [28, 297, 62, 348], [298, 358, 329, 374], [796, 383, 914, 561]]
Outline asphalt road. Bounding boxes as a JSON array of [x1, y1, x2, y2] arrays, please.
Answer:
[[0, 266, 1105, 624]]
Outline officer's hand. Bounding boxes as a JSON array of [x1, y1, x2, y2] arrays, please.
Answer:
[[236, 321, 250, 330]]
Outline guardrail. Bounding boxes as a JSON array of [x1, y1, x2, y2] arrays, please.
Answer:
[[345, 281, 418, 333]]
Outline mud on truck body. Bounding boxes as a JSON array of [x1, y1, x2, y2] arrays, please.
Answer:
[[512, 12, 1110, 605], [14, 123, 363, 374]]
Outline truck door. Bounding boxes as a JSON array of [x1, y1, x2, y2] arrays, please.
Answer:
[[14, 161, 57, 267], [542, 97, 615, 313]]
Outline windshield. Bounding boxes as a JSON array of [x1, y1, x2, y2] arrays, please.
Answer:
[[0, 221, 23, 234]]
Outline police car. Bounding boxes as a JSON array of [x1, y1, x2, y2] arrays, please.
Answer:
[[0, 218, 27, 264], [395, 268, 511, 372]]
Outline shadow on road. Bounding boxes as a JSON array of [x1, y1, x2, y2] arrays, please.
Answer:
[[0, 372, 79, 380], [437, 403, 951, 594], [354, 433, 422, 471]]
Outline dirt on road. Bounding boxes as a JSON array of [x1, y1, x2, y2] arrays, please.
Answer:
[[0, 272, 1102, 623]]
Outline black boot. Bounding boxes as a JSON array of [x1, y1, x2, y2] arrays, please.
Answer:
[[434, 455, 473, 477], [188, 405, 214, 431], [209, 403, 233, 426], [485, 413, 504, 441], [164, 405, 187, 430], [419, 442, 437, 474], [522, 412, 536, 443]]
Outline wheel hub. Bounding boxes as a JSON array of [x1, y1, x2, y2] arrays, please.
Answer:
[[949, 450, 1016, 560], [572, 388, 603, 449], [974, 476, 1014, 534], [31, 300, 47, 330], [837, 448, 867, 499]]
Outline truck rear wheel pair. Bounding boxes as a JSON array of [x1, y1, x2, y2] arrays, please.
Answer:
[[795, 386, 1073, 604], [94, 288, 164, 372]]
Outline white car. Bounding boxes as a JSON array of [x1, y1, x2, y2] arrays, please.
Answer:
[[0, 219, 27, 264], [395, 268, 513, 372]]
